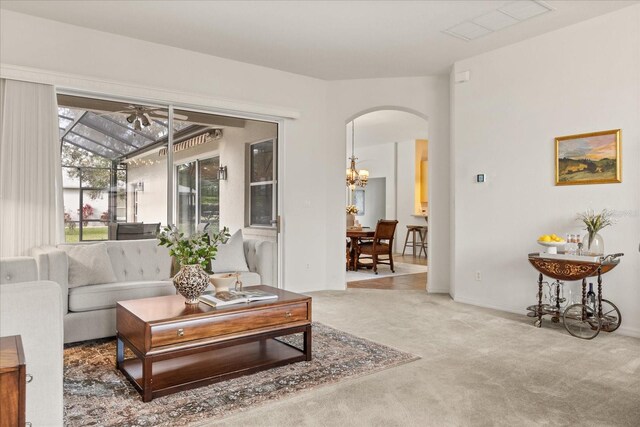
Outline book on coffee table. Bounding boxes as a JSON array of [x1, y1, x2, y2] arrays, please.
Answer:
[[199, 290, 278, 307]]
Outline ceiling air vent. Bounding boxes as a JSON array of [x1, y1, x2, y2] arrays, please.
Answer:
[[443, 1, 554, 42]]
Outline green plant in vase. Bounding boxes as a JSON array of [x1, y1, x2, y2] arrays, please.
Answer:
[[158, 225, 230, 304], [577, 209, 613, 255]]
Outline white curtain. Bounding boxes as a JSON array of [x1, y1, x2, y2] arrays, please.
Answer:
[[0, 79, 64, 257]]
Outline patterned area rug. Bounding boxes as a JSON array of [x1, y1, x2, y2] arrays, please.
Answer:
[[64, 322, 419, 426]]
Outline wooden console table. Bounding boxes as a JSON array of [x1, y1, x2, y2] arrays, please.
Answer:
[[527, 252, 623, 339], [0, 335, 26, 427], [116, 285, 312, 402]]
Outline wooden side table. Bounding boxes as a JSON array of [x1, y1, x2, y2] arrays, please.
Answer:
[[0, 335, 26, 427]]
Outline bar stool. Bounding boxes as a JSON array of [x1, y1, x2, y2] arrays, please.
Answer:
[[402, 225, 423, 256], [417, 225, 428, 257]]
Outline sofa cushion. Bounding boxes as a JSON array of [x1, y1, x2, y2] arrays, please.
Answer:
[[68, 280, 175, 312], [210, 229, 249, 273], [61, 243, 117, 288], [103, 240, 171, 282]]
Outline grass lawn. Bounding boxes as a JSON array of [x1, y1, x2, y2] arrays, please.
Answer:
[[65, 226, 108, 243]]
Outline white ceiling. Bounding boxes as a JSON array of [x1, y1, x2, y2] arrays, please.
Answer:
[[1, 0, 636, 80], [347, 110, 428, 149]]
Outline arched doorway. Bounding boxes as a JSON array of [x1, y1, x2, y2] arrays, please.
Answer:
[[344, 108, 430, 291]]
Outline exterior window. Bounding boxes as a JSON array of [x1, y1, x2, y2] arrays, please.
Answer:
[[249, 139, 276, 227]]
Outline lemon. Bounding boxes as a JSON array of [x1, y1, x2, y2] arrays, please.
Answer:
[[540, 235, 551, 242]]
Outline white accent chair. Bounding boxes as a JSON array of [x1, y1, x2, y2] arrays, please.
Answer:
[[0, 257, 64, 426]]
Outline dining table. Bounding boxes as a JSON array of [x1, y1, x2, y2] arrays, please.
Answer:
[[346, 228, 375, 271]]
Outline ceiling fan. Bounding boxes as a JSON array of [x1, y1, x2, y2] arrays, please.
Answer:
[[101, 105, 189, 130]]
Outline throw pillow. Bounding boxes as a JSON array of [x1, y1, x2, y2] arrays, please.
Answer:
[[210, 229, 249, 273], [61, 243, 118, 288]]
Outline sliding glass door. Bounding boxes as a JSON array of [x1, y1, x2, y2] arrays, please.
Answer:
[[176, 156, 220, 235]]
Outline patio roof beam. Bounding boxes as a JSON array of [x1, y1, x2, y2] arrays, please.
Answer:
[[60, 111, 88, 141], [67, 130, 126, 156], [77, 117, 140, 150], [62, 138, 121, 159]]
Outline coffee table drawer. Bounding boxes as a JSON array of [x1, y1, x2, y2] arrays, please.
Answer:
[[150, 302, 309, 348]]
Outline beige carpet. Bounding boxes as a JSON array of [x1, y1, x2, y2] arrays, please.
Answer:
[[206, 290, 640, 427]]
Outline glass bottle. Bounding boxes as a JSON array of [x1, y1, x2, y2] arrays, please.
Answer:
[[587, 283, 596, 314], [576, 235, 584, 256]]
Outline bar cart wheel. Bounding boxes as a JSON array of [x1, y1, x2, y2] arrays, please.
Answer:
[[563, 304, 601, 340], [534, 319, 542, 328], [599, 299, 622, 332]]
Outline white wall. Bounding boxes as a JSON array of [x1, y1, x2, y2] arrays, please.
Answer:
[[0, 11, 451, 294], [451, 5, 640, 336], [127, 157, 168, 225], [356, 177, 386, 230], [328, 77, 451, 293], [0, 10, 328, 292]]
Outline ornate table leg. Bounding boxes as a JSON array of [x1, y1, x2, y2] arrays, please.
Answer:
[[581, 278, 587, 305], [535, 273, 543, 327], [552, 281, 561, 323], [597, 267, 603, 319]]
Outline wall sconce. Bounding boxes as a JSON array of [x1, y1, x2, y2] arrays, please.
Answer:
[[217, 166, 228, 181], [134, 181, 144, 191]]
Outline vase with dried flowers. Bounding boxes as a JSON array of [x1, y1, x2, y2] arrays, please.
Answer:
[[346, 205, 358, 227], [577, 209, 613, 255]]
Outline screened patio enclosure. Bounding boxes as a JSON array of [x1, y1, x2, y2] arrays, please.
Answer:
[[58, 94, 278, 243], [58, 95, 220, 242]]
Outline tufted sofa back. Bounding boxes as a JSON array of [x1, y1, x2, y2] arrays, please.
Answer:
[[56, 239, 172, 282], [104, 240, 171, 282]]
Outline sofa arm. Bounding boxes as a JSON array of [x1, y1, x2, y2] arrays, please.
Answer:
[[0, 280, 64, 426], [31, 246, 69, 313], [0, 256, 38, 284], [243, 239, 276, 286]]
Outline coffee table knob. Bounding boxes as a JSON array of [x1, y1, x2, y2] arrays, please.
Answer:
[[285, 312, 292, 318], [177, 328, 184, 337]]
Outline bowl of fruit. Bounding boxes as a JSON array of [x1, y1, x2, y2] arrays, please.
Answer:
[[537, 234, 565, 254]]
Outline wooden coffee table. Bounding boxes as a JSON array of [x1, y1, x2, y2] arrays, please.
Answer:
[[116, 285, 312, 402]]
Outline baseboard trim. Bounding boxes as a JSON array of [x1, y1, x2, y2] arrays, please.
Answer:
[[453, 296, 640, 339]]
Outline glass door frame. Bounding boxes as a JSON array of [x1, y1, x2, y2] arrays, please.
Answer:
[[56, 88, 285, 289]]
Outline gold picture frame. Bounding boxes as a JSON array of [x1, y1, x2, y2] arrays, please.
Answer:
[[555, 129, 621, 185]]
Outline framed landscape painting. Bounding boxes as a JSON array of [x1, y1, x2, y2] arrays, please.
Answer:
[[555, 129, 621, 185]]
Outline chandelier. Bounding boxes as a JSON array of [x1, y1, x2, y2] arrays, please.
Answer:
[[346, 120, 369, 189]]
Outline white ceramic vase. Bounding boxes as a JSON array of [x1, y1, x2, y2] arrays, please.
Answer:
[[347, 213, 355, 227], [209, 273, 239, 293]]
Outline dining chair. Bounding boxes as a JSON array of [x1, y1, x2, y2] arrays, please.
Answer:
[[356, 219, 399, 274]]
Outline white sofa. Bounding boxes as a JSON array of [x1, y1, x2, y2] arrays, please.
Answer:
[[32, 238, 276, 344], [0, 256, 64, 426]]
